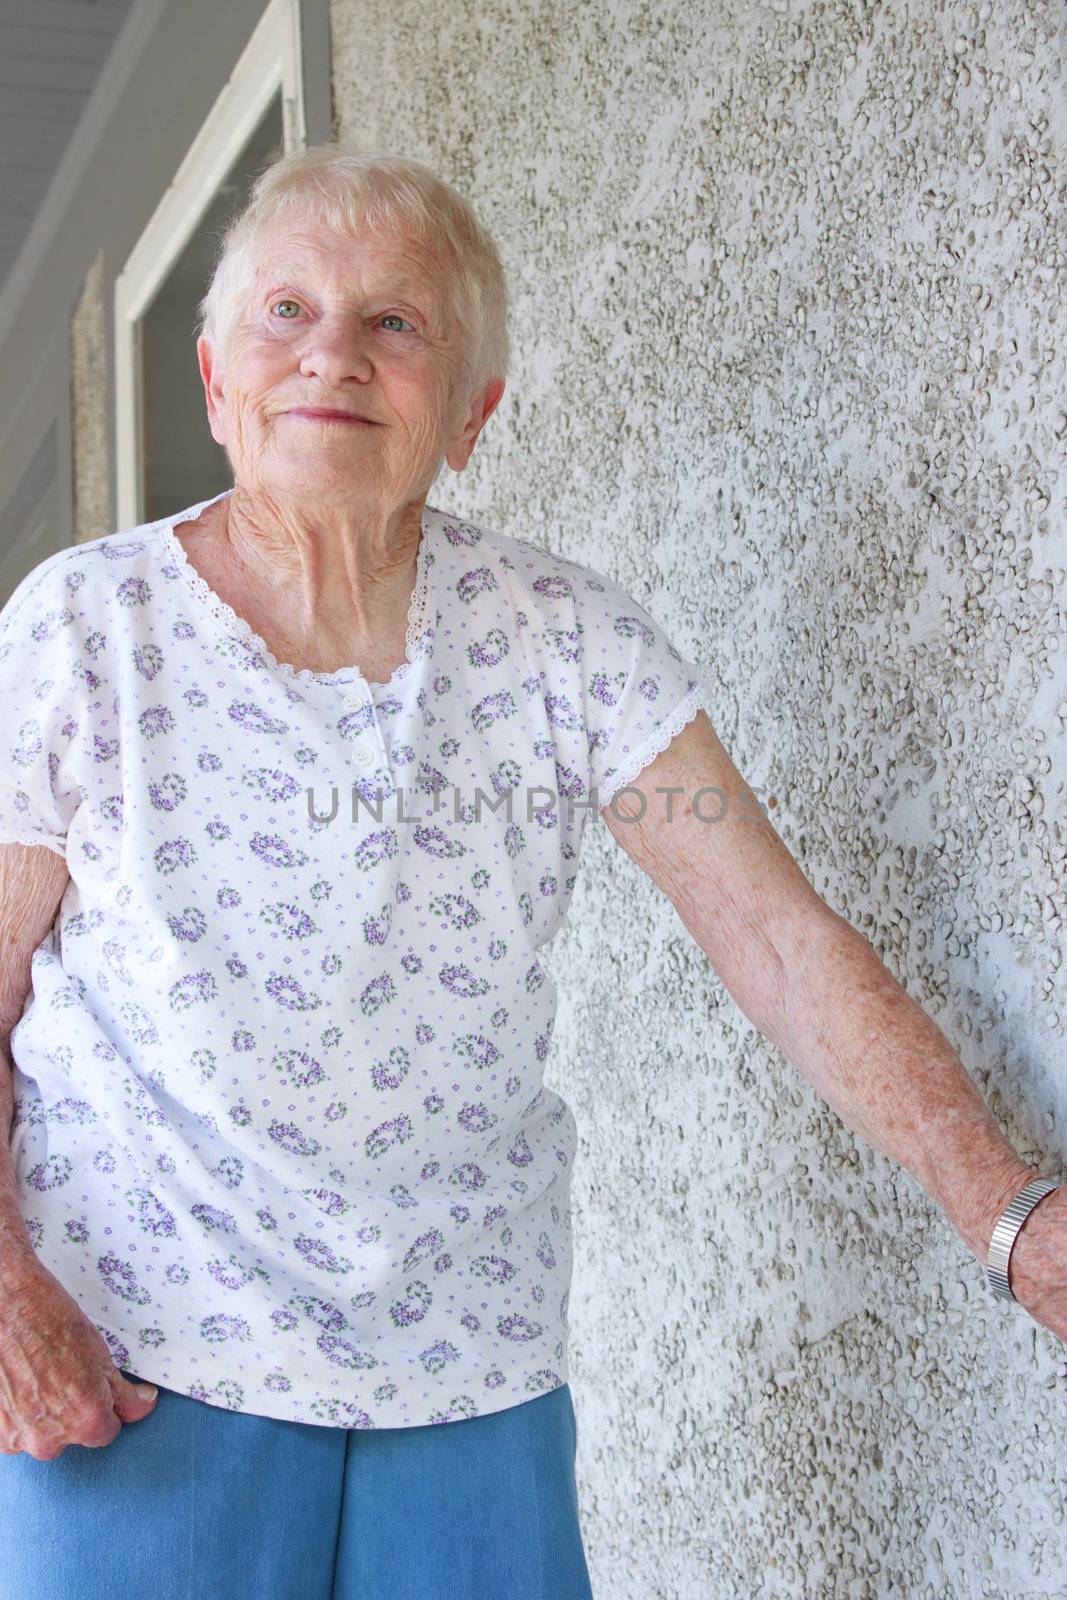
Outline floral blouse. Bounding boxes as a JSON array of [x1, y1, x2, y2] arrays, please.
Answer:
[[0, 486, 714, 1429]]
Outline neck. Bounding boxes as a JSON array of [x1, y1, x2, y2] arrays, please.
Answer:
[[222, 483, 425, 635]]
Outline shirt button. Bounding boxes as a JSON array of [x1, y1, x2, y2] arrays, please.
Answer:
[[352, 744, 374, 769]]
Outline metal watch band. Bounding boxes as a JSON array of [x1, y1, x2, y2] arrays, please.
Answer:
[[986, 1175, 1061, 1302]]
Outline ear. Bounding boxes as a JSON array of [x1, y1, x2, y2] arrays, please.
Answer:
[[197, 335, 229, 448], [444, 377, 506, 473]]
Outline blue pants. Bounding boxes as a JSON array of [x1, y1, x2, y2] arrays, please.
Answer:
[[0, 1372, 594, 1599]]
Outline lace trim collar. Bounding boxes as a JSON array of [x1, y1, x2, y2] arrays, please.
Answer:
[[159, 488, 435, 689]]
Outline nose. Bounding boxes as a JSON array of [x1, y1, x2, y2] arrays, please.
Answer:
[[297, 317, 375, 387]]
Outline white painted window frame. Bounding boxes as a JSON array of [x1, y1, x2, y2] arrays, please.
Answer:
[[114, 0, 306, 529]]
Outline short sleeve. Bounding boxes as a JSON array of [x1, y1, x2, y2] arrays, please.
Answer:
[[0, 560, 86, 860], [573, 567, 717, 809]]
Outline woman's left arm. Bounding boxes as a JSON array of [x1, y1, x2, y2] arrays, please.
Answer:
[[597, 708, 1066, 1343]]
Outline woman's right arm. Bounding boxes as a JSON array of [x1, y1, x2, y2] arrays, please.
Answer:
[[0, 841, 159, 1459], [0, 840, 69, 1285]]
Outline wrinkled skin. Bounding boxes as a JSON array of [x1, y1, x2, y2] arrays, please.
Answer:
[[0, 841, 158, 1460], [0, 1262, 159, 1460], [193, 214, 505, 674]]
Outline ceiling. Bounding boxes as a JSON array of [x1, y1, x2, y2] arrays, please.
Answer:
[[0, 0, 137, 295]]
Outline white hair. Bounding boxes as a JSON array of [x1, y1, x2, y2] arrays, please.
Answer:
[[195, 144, 510, 401]]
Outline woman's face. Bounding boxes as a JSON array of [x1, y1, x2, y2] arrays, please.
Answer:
[[197, 213, 502, 513]]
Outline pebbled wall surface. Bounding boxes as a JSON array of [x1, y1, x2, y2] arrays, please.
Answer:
[[330, 1, 1067, 1594], [70, 249, 109, 548], [332, 2, 1067, 1593]]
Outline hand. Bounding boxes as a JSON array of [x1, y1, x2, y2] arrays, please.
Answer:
[[0, 1259, 158, 1460], [1002, 1185, 1067, 1344]]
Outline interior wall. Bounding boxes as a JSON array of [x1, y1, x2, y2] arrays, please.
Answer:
[[329, 2, 1067, 1595]]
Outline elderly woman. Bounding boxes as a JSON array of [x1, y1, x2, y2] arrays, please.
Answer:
[[0, 144, 1063, 1599]]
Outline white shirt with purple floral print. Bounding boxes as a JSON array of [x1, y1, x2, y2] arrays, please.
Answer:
[[0, 486, 715, 1429]]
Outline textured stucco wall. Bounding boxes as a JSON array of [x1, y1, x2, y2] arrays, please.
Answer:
[[331, 2, 1067, 1595], [70, 249, 110, 547]]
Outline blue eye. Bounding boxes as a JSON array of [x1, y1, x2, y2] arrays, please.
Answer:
[[380, 314, 414, 332], [271, 299, 301, 318]]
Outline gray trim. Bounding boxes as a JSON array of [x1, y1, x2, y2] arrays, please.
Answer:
[[0, 422, 57, 548], [0, 0, 170, 357], [0, 420, 60, 607], [0, 324, 73, 561]]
